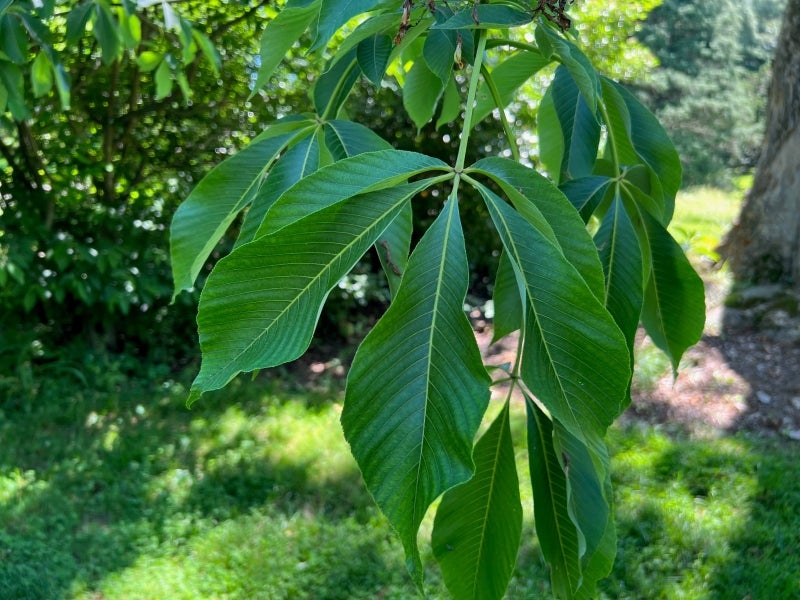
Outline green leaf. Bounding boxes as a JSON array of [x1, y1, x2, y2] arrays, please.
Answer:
[[251, 2, 318, 95], [0, 61, 29, 120], [375, 202, 412, 299], [423, 7, 458, 83], [403, 59, 446, 131], [118, 9, 141, 49], [559, 176, 612, 223], [527, 397, 617, 598], [537, 85, 563, 180], [491, 251, 523, 342], [527, 397, 581, 597], [170, 126, 311, 297], [436, 75, 461, 129], [468, 157, 606, 302], [66, 1, 94, 42], [136, 50, 162, 72], [313, 48, 359, 118], [479, 184, 630, 454], [93, 1, 120, 66], [594, 190, 644, 351], [192, 28, 220, 75], [0, 14, 27, 64], [312, 0, 379, 52], [342, 197, 491, 585], [30, 51, 52, 97], [0, 81, 7, 114], [535, 23, 599, 113], [258, 149, 450, 236], [154, 58, 172, 100], [637, 209, 706, 374], [433, 6, 532, 29], [432, 400, 522, 600], [324, 119, 391, 159], [189, 180, 435, 405], [472, 49, 550, 128], [601, 77, 682, 222], [237, 130, 320, 246], [546, 65, 601, 183], [357, 33, 391, 86], [330, 12, 398, 60]]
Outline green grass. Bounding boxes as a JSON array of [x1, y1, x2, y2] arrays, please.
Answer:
[[2, 361, 799, 599]]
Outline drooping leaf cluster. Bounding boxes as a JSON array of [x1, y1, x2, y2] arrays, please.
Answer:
[[171, 1, 705, 598]]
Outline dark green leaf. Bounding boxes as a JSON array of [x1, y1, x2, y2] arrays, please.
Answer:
[[559, 176, 612, 223], [491, 250, 523, 343], [0, 61, 29, 120], [312, 0, 379, 51], [189, 179, 437, 405], [192, 28, 220, 75], [0, 15, 27, 64], [343, 197, 491, 585], [536, 23, 599, 113], [357, 33, 392, 86], [375, 202, 412, 299], [423, 7, 458, 83], [601, 77, 682, 222], [66, 2, 93, 41], [170, 126, 311, 296], [313, 48, 360, 117], [480, 184, 630, 453], [259, 149, 450, 236], [93, 1, 120, 66], [547, 65, 601, 182], [468, 157, 606, 302], [324, 118, 391, 159], [433, 401, 522, 600], [432, 5, 532, 29], [594, 190, 644, 351]]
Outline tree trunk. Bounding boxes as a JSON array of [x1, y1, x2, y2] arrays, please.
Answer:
[[722, 0, 800, 288]]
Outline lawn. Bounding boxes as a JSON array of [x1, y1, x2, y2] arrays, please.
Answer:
[[2, 186, 799, 599]]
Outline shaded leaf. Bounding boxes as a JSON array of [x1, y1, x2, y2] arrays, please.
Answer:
[[357, 33, 392, 86], [535, 23, 599, 113], [433, 401, 522, 600], [433, 5, 532, 29], [436, 75, 461, 129], [491, 250, 523, 343], [559, 176, 612, 223], [154, 58, 172, 99], [423, 7, 458, 83], [93, 1, 120, 66], [324, 118, 391, 158], [479, 184, 630, 454], [30, 51, 52, 97], [313, 48, 360, 117], [468, 157, 605, 302], [343, 197, 491, 585], [66, 1, 94, 42]]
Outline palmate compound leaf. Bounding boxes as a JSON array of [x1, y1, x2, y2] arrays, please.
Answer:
[[342, 197, 491, 587], [527, 395, 616, 598], [188, 178, 439, 405], [170, 121, 314, 298], [477, 184, 631, 458], [432, 400, 522, 600]]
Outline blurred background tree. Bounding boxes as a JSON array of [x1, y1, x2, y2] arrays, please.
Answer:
[[633, 0, 786, 186]]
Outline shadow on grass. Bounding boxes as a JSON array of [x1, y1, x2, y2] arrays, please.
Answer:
[[0, 369, 414, 599]]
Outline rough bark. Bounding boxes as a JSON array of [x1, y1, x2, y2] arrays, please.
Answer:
[[722, 0, 800, 288]]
